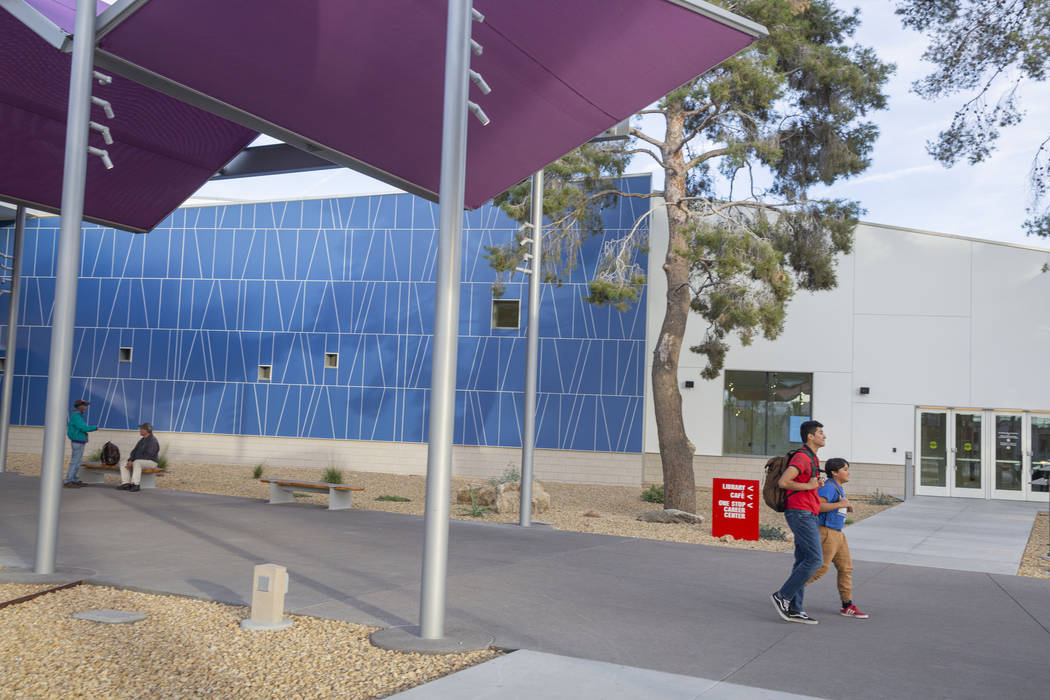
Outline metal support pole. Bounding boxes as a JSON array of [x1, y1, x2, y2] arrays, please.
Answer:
[[519, 171, 543, 527], [0, 204, 26, 472], [419, 0, 472, 640], [35, 0, 96, 574]]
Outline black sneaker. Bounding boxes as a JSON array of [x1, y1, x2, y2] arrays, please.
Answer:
[[770, 592, 791, 622], [787, 610, 819, 625], [129, 484, 141, 492], [117, 483, 130, 490], [63, 482, 76, 489]]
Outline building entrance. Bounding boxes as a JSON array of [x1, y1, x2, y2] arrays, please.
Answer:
[[916, 408, 1050, 501]]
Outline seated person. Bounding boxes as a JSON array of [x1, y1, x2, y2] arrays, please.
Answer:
[[118, 422, 160, 492]]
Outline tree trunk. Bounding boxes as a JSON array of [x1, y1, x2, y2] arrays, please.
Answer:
[[652, 107, 696, 514]]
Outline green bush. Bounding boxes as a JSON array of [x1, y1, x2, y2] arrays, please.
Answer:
[[156, 451, 169, 471], [488, 465, 521, 487], [759, 524, 788, 541], [321, 467, 343, 484], [375, 495, 410, 502], [641, 484, 664, 503], [252, 464, 264, 479], [868, 489, 899, 505], [86, 448, 103, 462], [457, 487, 492, 517]]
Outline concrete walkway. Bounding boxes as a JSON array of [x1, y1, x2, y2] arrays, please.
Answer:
[[1, 472, 1048, 699], [845, 495, 1048, 574]]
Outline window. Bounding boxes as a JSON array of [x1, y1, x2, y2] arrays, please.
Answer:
[[492, 299, 520, 330], [324, 352, 339, 369], [258, 364, 272, 381], [723, 371, 812, 456], [0, 357, 5, 372], [119, 347, 133, 363]]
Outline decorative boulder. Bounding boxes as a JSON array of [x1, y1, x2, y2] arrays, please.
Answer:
[[583, 509, 601, 518], [636, 509, 704, 524], [455, 481, 550, 515], [719, 534, 735, 543]]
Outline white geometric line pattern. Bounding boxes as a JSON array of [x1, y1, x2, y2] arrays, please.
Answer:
[[0, 176, 651, 452]]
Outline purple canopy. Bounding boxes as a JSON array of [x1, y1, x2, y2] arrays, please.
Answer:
[[3, 0, 763, 231], [95, 0, 762, 209], [0, 1, 257, 232]]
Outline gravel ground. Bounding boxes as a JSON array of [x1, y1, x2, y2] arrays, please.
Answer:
[[5, 453, 898, 554], [1019, 512, 1050, 579], [0, 583, 498, 699]]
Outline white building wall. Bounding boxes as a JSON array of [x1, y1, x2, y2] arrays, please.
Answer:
[[644, 210, 1050, 488]]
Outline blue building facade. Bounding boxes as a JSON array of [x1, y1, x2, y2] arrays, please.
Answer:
[[1, 175, 650, 454]]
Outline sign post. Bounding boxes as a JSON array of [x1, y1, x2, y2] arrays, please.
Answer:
[[712, 478, 759, 541]]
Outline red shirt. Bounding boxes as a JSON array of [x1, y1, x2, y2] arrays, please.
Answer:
[[785, 448, 820, 514]]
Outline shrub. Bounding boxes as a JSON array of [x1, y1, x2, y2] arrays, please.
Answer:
[[252, 464, 264, 479], [156, 450, 169, 471], [868, 489, 899, 505], [457, 487, 492, 517], [86, 448, 103, 462], [641, 484, 664, 503], [759, 524, 788, 541], [488, 465, 520, 487], [375, 495, 410, 502], [321, 467, 343, 484]]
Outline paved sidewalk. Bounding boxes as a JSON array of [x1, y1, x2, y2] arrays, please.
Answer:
[[844, 495, 1047, 574], [1, 472, 1048, 699]]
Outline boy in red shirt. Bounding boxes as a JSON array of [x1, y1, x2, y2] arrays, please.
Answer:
[[770, 420, 825, 624]]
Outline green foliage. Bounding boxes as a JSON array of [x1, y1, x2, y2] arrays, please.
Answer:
[[457, 487, 492, 518], [895, 0, 1050, 237], [86, 448, 103, 462], [759, 523, 788, 541], [321, 467, 343, 485], [488, 465, 521, 487], [641, 484, 665, 503], [155, 450, 168, 471], [485, 0, 892, 513], [868, 489, 899, 506], [252, 464, 264, 479], [375, 495, 411, 502]]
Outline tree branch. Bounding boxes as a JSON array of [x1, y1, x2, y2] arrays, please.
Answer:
[[623, 148, 665, 168], [630, 127, 666, 151]]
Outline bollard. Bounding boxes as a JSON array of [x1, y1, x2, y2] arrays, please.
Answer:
[[240, 563, 292, 631], [904, 451, 914, 500]]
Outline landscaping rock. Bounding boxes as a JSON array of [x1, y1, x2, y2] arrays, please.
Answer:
[[454, 481, 550, 515], [583, 509, 600, 518], [719, 534, 735, 543], [636, 509, 704, 524]]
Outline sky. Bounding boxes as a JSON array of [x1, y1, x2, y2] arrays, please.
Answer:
[[192, 1, 1050, 251]]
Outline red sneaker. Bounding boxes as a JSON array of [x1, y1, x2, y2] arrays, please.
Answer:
[[840, 604, 869, 619]]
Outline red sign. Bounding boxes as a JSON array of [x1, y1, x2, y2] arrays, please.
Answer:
[[712, 478, 759, 541]]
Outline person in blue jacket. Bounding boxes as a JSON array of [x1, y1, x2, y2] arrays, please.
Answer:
[[64, 399, 97, 487]]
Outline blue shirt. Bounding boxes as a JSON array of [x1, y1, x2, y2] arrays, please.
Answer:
[[816, 479, 848, 530]]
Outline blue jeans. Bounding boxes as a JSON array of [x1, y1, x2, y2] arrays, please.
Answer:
[[779, 508, 823, 612], [65, 441, 86, 483]]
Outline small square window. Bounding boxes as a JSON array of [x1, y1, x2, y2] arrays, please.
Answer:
[[258, 364, 272, 381], [324, 352, 339, 369], [0, 357, 5, 372], [119, 347, 133, 363], [492, 299, 520, 330]]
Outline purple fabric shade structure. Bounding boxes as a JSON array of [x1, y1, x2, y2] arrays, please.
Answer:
[[92, 0, 765, 209], [0, 1, 257, 233]]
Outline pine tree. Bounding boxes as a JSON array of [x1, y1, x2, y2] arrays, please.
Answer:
[[895, 0, 1050, 237], [488, 0, 892, 513]]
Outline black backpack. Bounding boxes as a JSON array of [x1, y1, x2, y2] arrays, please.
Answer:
[[762, 449, 816, 512], [101, 441, 121, 466]]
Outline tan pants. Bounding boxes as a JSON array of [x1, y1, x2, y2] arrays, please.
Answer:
[[120, 459, 157, 485], [807, 525, 853, 604]]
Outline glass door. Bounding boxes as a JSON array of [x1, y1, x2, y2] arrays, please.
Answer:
[[951, 411, 984, 497], [916, 410, 949, 496], [1029, 414, 1050, 501], [991, 413, 1024, 500]]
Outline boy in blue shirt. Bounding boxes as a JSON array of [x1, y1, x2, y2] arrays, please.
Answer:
[[806, 458, 870, 619]]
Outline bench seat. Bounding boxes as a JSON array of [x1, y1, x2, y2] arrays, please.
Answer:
[[80, 462, 165, 488], [259, 478, 363, 510]]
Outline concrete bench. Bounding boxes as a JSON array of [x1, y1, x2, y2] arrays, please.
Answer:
[[80, 462, 165, 489], [259, 478, 363, 511]]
